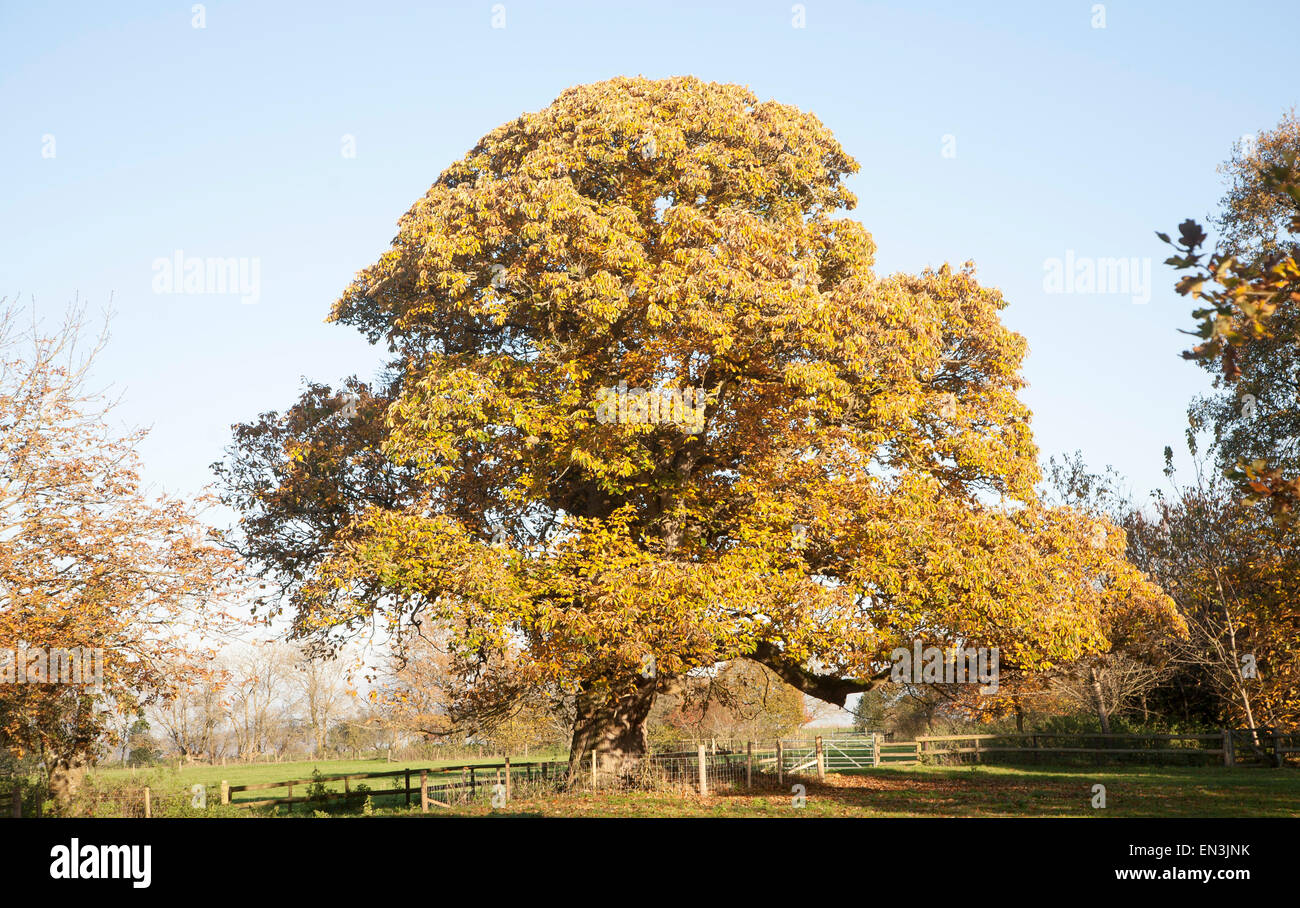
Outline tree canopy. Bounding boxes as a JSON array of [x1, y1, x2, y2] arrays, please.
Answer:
[[218, 76, 1180, 772]]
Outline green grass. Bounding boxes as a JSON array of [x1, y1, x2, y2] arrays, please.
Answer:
[[89, 751, 567, 808]]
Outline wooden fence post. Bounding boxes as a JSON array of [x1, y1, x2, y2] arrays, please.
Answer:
[[504, 757, 511, 803], [1222, 728, 1234, 767], [746, 741, 753, 789], [974, 736, 982, 764], [776, 741, 784, 788], [143, 786, 151, 819], [405, 769, 411, 808], [591, 751, 597, 789], [220, 780, 229, 805], [698, 743, 708, 797], [420, 770, 429, 813], [815, 735, 825, 781], [10, 787, 20, 818], [872, 732, 881, 768]]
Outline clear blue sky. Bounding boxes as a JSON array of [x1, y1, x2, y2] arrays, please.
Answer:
[[2, 0, 1295, 508]]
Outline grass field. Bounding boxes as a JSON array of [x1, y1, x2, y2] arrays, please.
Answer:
[[89, 751, 567, 807], [90, 760, 1300, 818]]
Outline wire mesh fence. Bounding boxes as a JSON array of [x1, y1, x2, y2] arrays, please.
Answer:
[[582, 737, 858, 795], [630, 747, 760, 794], [422, 760, 573, 807]]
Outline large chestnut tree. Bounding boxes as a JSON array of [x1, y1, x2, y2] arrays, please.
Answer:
[[217, 77, 1179, 774]]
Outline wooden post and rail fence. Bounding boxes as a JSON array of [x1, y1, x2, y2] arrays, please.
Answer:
[[912, 729, 1297, 766], [217, 757, 567, 810]]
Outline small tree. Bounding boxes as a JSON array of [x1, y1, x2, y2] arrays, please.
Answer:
[[852, 688, 897, 734], [292, 647, 351, 759], [0, 302, 238, 803], [1122, 462, 1299, 739], [1047, 654, 1170, 734]]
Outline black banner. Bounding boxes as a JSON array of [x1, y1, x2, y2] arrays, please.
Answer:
[[0, 817, 1284, 896]]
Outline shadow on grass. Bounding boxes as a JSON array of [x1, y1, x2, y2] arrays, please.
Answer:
[[693, 764, 1300, 818]]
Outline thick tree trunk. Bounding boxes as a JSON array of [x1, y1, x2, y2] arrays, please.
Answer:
[[566, 678, 657, 784], [47, 752, 90, 810], [1089, 666, 1112, 735]]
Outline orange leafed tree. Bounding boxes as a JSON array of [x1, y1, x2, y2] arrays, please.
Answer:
[[218, 77, 1181, 775], [0, 303, 239, 798], [1153, 112, 1300, 732], [1162, 112, 1300, 520]]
